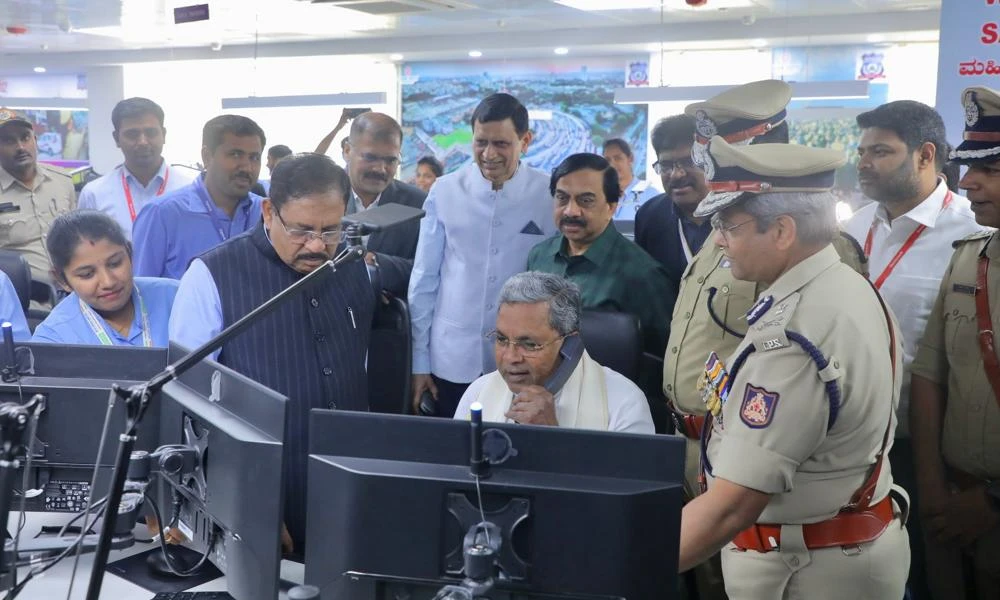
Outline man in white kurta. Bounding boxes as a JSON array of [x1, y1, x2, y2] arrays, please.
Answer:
[[453, 272, 654, 435], [409, 93, 558, 418]]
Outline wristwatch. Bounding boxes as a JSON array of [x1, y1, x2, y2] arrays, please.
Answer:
[[986, 480, 1000, 513]]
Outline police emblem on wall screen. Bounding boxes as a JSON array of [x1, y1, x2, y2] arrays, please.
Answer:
[[966, 90, 981, 128], [857, 52, 886, 81], [740, 384, 779, 429], [695, 110, 718, 140]]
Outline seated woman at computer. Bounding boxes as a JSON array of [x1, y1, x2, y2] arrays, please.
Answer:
[[31, 210, 178, 347]]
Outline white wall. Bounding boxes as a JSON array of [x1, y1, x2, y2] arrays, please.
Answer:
[[85, 66, 125, 174], [640, 49, 774, 191], [121, 55, 398, 169]]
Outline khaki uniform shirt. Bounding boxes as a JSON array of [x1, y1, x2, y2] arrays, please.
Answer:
[[705, 245, 901, 523], [665, 231, 869, 415], [0, 164, 76, 281], [911, 230, 1000, 480]]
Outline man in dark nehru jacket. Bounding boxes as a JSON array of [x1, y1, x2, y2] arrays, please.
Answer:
[[170, 152, 375, 554]]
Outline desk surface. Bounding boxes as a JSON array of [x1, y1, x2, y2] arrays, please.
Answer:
[[7, 512, 303, 600]]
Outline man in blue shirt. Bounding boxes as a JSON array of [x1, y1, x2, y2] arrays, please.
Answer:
[[602, 138, 659, 221], [78, 97, 194, 238], [408, 93, 558, 418], [132, 115, 265, 279]]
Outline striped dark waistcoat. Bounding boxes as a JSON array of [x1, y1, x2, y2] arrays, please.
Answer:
[[200, 222, 375, 550]]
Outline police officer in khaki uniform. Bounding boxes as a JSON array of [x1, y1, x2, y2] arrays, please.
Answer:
[[666, 82, 868, 496], [0, 108, 76, 285], [678, 136, 909, 600], [663, 81, 869, 599], [911, 86, 1000, 600]]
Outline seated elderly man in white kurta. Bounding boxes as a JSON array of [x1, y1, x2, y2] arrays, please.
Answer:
[[453, 271, 654, 434]]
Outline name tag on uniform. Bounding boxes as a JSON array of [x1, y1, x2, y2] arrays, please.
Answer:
[[953, 283, 977, 295]]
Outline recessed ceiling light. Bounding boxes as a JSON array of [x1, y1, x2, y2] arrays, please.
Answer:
[[389, 53, 404, 61], [33, 66, 46, 73], [554, 47, 569, 55], [468, 50, 483, 58], [750, 39, 767, 48]]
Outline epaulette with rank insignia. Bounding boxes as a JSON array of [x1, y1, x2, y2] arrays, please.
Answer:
[[746, 293, 800, 353], [953, 230, 994, 248]]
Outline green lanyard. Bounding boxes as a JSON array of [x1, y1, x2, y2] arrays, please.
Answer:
[[79, 284, 152, 347]]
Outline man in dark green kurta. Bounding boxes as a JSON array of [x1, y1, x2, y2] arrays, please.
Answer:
[[527, 153, 677, 357]]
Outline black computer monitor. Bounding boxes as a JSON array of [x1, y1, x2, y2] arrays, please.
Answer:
[[152, 343, 287, 600], [0, 343, 167, 512], [305, 411, 685, 600]]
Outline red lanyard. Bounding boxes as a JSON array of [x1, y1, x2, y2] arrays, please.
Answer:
[[121, 167, 170, 222], [864, 191, 953, 290]]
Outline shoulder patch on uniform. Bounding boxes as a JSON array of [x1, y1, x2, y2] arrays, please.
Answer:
[[953, 230, 994, 248], [740, 384, 780, 429]]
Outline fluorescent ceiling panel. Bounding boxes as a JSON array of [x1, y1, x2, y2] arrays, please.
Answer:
[[221, 92, 387, 109]]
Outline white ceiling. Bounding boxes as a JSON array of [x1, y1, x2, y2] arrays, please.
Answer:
[[0, 0, 941, 71]]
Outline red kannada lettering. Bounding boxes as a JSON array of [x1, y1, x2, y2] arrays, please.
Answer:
[[985, 22, 1000, 43]]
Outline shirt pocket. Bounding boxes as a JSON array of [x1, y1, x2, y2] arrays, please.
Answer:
[[942, 290, 977, 361], [0, 213, 40, 246], [719, 280, 757, 340]]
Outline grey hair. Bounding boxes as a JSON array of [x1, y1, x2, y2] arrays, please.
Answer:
[[734, 191, 838, 245], [498, 272, 581, 336]]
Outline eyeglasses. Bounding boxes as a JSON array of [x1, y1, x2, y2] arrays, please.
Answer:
[[652, 157, 697, 175], [357, 152, 401, 169], [485, 330, 570, 355], [272, 210, 343, 245], [710, 214, 756, 242]]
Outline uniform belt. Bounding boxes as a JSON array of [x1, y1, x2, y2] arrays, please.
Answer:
[[948, 465, 989, 491], [732, 495, 895, 553], [668, 407, 705, 440]]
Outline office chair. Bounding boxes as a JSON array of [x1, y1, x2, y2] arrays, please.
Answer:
[[367, 294, 412, 415], [0, 250, 57, 331], [578, 309, 642, 385]]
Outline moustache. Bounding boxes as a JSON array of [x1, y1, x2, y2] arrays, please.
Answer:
[[295, 253, 330, 263], [363, 172, 388, 182], [232, 172, 252, 182], [560, 217, 587, 228], [669, 179, 695, 191], [14, 152, 31, 160]]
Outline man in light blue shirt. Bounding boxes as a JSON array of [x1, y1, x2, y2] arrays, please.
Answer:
[[603, 138, 659, 221], [408, 93, 558, 418], [78, 98, 194, 239], [132, 115, 265, 279]]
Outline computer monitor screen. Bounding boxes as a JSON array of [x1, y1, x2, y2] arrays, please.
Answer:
[[153, 343, 287, 600], [305, 411, 685, 600], [0, 343, 167, 512]]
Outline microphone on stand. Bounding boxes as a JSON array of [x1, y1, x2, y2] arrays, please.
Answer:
[[1, 322, 18, 383]]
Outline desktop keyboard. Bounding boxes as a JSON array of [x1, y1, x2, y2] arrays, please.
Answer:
[[149, 593, 234, 600]]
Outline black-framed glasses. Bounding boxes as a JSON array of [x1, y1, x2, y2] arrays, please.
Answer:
[[272, 209, 343, 245], [710, 214, 755, 242], [485, 330, 570, 355], [358, 152, 401, 169], [652, 157, 697, 175]]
